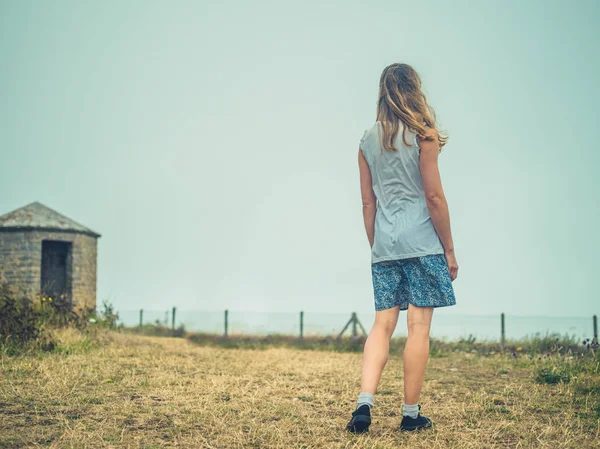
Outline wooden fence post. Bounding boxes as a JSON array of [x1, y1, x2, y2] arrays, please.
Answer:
[[139, 309, 143, 330], [224, 309, 229, 338], [593, 314, 598, 341], [172, 307, 176, 330], [337, 312, 368, 340], [300, 311, 304, 339], [501, 313, 505, 350]]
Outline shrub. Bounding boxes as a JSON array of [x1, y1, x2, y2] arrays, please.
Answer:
[[0, 283, 42, 345], [0, 283, 55, 352], [95, 300, 119, 329], [0, 283, 120, 354], [535, 366, 571, 384], [133, 321, 187, 338]]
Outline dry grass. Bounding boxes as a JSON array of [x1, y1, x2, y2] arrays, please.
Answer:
[[0, 329, 599, 448]]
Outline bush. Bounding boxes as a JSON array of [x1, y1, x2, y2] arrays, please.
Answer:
[[0, 283, 55, 352], [0, 282, 121, 354], [132, 321, 187, 338], [535, 366, 571, 384], [93, 300, 119, 330]]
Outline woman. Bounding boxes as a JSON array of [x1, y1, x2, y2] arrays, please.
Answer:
[[346, 63, 458, 434]]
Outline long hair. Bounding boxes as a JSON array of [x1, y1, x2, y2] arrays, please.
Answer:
[[376, 63, 448, 152]]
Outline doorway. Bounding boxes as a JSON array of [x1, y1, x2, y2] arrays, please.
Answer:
[[41, 240, 72, 301]]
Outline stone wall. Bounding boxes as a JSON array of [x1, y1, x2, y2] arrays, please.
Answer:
[[0, 230, 97, 310]]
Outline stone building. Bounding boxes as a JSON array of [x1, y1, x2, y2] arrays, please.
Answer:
[[0, 202, 101, 311]]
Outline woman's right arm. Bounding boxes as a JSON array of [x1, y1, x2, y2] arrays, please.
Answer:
[[418, 129, 459, 281]]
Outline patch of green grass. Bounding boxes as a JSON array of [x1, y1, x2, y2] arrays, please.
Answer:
[[575, 385, 600, 395], [179, 328, 598, 360], [54, 336, 98, 354], [535, 366, 571, 384], [377, 390, 394, 395], [79, 396, 103, 405], [505, 331, 582, 355], [121, 323, 187, 338], [0, 439, 21, 449]]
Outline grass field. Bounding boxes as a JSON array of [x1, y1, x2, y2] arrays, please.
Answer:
[[1, 329, 599, 448]]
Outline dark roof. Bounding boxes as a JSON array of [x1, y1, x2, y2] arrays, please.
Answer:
[[0, 202, 101, 238]]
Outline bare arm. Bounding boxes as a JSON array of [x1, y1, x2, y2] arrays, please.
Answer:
[[358, 147, 376, 248], [418, 129, 458, 280]]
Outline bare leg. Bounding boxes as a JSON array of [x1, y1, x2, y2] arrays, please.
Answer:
[[403, 304, 434, 404], [360, 306, 400, 394]]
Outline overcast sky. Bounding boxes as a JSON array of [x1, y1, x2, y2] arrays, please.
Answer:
[[1, 0, 598, 318]]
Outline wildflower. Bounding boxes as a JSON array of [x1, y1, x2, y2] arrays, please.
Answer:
[[511, 351, 517, 358], [42, 297, 46, 302], [89, 318, 97, 323], [104, 378, 113, 383], [48, 297, 52, 302], [516, 347, 522, 351]]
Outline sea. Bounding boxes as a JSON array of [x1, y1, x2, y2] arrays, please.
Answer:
[[116, 309, 596, 343]]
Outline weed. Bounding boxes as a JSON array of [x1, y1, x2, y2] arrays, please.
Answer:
[[535, 366, 571, 384]]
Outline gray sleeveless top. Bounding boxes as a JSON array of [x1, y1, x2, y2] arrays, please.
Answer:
[[360, 121, 445, 264]]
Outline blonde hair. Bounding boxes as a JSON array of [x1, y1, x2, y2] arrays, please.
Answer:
[[376, 63, 448, 152]]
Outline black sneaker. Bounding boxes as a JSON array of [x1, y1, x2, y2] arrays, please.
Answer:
[[399, 404, 432, 432], [345, 404, 371, 433]]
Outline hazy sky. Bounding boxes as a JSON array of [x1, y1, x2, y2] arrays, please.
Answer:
[[1, 0, 598, 318]]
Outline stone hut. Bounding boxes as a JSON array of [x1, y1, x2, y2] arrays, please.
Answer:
[[0, 202, 101, 311]]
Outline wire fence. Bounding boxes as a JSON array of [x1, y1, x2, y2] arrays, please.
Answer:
[[117, 309, 599, 345]]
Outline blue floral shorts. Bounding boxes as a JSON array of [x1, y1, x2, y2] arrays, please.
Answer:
[[371, 254, 456, 311]]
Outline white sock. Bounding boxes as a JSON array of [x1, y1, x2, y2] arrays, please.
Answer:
[[402, 402, 419, 419], [357, 392, 374, 410]]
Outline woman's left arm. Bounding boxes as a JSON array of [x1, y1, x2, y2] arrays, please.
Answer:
[[358, 147, 377, 248]]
